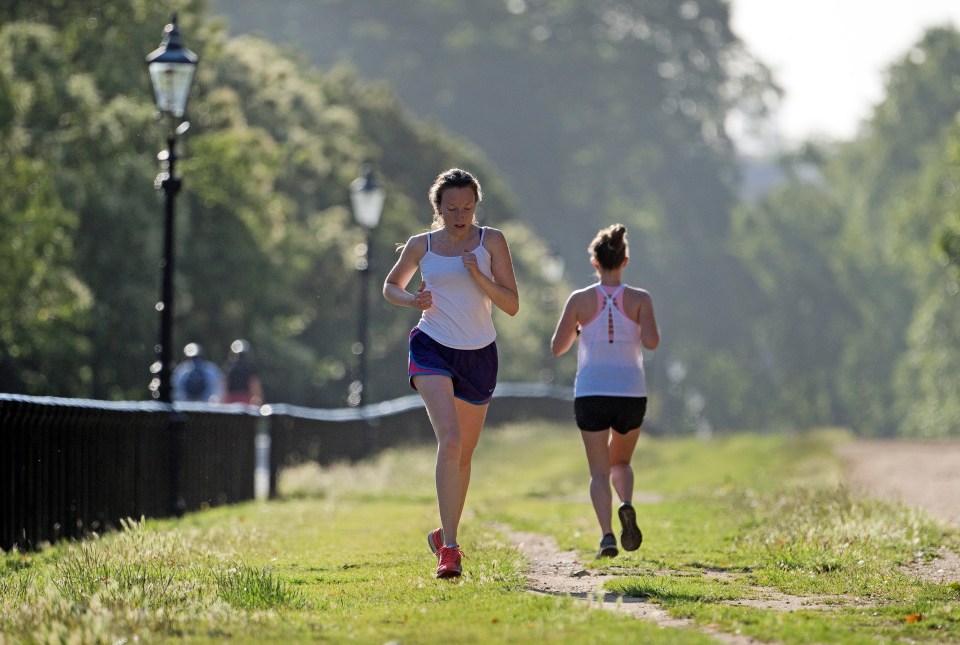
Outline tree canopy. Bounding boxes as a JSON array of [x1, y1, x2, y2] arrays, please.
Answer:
[[731, 26, 960, 437], [3, 0, 959, 437], [0, 0, 567, 407], [211, 0, 778, 431]]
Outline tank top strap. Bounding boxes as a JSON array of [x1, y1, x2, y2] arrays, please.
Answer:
[[595, 284, 625, 307], [479, 226, 485, 244], [594, 284, 606, 309], [426, 231, 432, 252]]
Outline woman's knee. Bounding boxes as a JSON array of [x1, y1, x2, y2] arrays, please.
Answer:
[[589, 466, 611, 481], [610, 461, 632, 476], [436, 429, 462, 461]]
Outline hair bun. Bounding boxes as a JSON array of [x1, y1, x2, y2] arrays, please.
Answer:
[[611, 224, 627, 245], [589, 223, 629, 271]]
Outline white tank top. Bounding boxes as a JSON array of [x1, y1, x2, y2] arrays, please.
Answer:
[[575, 284, 647, 397], [416, 227, 497, 349]]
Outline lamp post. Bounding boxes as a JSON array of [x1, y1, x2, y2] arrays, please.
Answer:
[[145, 12, 198, 404], [145, 13, 198, 518], [348, 163, 385, 407]]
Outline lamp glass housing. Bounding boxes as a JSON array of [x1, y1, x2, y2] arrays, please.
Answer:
[[147, 61, 197, 118], [350, 176, 386, 230], [145, 16, 198, 119]]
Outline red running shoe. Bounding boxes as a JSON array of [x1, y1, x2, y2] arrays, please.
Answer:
[[436, 545, 463, 579], [427, 528, 443, 555]]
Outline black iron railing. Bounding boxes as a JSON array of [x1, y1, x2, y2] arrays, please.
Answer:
[[0, 383, 572, 551]]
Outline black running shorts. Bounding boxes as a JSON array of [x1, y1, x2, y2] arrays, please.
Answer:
[[574, 395, 647, 434]]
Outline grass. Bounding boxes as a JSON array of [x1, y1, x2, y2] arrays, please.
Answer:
[[1, 423, 958, 643]]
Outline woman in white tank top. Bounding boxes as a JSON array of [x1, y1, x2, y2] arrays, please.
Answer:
[[551, 224, 660, 559], [383, 168, 519, 578]]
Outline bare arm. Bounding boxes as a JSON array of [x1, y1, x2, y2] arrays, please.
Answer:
[[464, 228, 520, 316], [383, 235, 432, 311], [550, 293, 581, 356], [633, 289, 660, 350]]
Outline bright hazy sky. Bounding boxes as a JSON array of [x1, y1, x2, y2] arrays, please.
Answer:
[[729, 0, 960, 149]]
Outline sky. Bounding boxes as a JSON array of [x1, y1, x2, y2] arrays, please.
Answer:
[[729, 0, 960, 151]]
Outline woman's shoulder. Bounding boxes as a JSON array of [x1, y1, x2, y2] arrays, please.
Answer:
[[479, 225, 507, 244], [622, 284, 653, 306], [405, 232, 430, 250], [395, 232, 429, 263], [569, 284, 600, 304], [478, 226, 511, 257], [622, 284, 652, 297], [567, 284, 600, 319]]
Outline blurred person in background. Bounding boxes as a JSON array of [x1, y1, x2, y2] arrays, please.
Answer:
[[222, 339, 264, 405], [172, 343, 225, 403]]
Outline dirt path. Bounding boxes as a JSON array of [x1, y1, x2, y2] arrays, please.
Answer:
[[839, 439, 960, 586], [501, 439, 960, 641], [500, 527, 766, 645], [837, 439, 960, 529]]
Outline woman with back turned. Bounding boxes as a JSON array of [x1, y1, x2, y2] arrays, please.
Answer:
[[551, 224, 660, 558], [383, 168, 520, 578]]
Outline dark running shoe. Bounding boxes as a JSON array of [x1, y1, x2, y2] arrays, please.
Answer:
[[596, 533, 618, 558], [427, 528, 443, 555], [436, 545, 463, 579], [618, 503, 643, 551]]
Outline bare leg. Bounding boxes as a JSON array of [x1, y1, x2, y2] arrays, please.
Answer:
[[609, 427, 640, 504], [580, 430, 614, 536], [414, 375, 463, 546], [453, 397, 488, 520]]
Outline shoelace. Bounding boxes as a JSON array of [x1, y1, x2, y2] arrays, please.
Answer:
[[437, 545, 464, 566]]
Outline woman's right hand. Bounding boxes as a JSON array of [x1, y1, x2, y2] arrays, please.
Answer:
[[412, 281, 432, 310]]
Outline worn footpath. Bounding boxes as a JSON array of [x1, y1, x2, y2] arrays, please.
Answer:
[[501, 439, 960, 642]]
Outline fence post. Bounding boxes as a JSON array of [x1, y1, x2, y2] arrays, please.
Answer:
[[255, 412, 271, 501]]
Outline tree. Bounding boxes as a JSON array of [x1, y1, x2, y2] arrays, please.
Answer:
[[210, 0, 778, 428], [726, 26, 960, 437], [0, 1, 567, 408], [891, 122, 960, 437]]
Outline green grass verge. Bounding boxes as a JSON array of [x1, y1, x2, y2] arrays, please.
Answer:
[[1, 424, 958, 643]]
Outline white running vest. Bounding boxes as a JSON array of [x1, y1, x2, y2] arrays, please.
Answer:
[[575, 284, 647, 397], [416, 227, 497, 349]]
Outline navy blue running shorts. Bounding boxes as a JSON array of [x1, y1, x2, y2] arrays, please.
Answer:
[[575, 395, 647, 434], [408, 328, 498, 405]]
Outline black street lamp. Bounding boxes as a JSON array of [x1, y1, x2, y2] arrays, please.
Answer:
[[145, 13, 198, 404], [145, 14, 198, 518], [348, 163, 385, 407]]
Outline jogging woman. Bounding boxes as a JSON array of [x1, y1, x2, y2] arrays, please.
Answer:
[[550, 223, 660, 558], [383, 168, 519, 578]]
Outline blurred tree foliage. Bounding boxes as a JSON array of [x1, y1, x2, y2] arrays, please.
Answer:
[[733, 27, 960, 437], [5, 0, 958, 437], [0, 0, 566, 407], [210, 0, 777, 432]]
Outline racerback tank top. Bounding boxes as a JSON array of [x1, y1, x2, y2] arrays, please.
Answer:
[[574, 284, 647, 397]]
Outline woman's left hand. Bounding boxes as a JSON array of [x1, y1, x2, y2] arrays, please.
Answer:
[[463, 227, 519, 316], [462, 250, 479, 275]]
